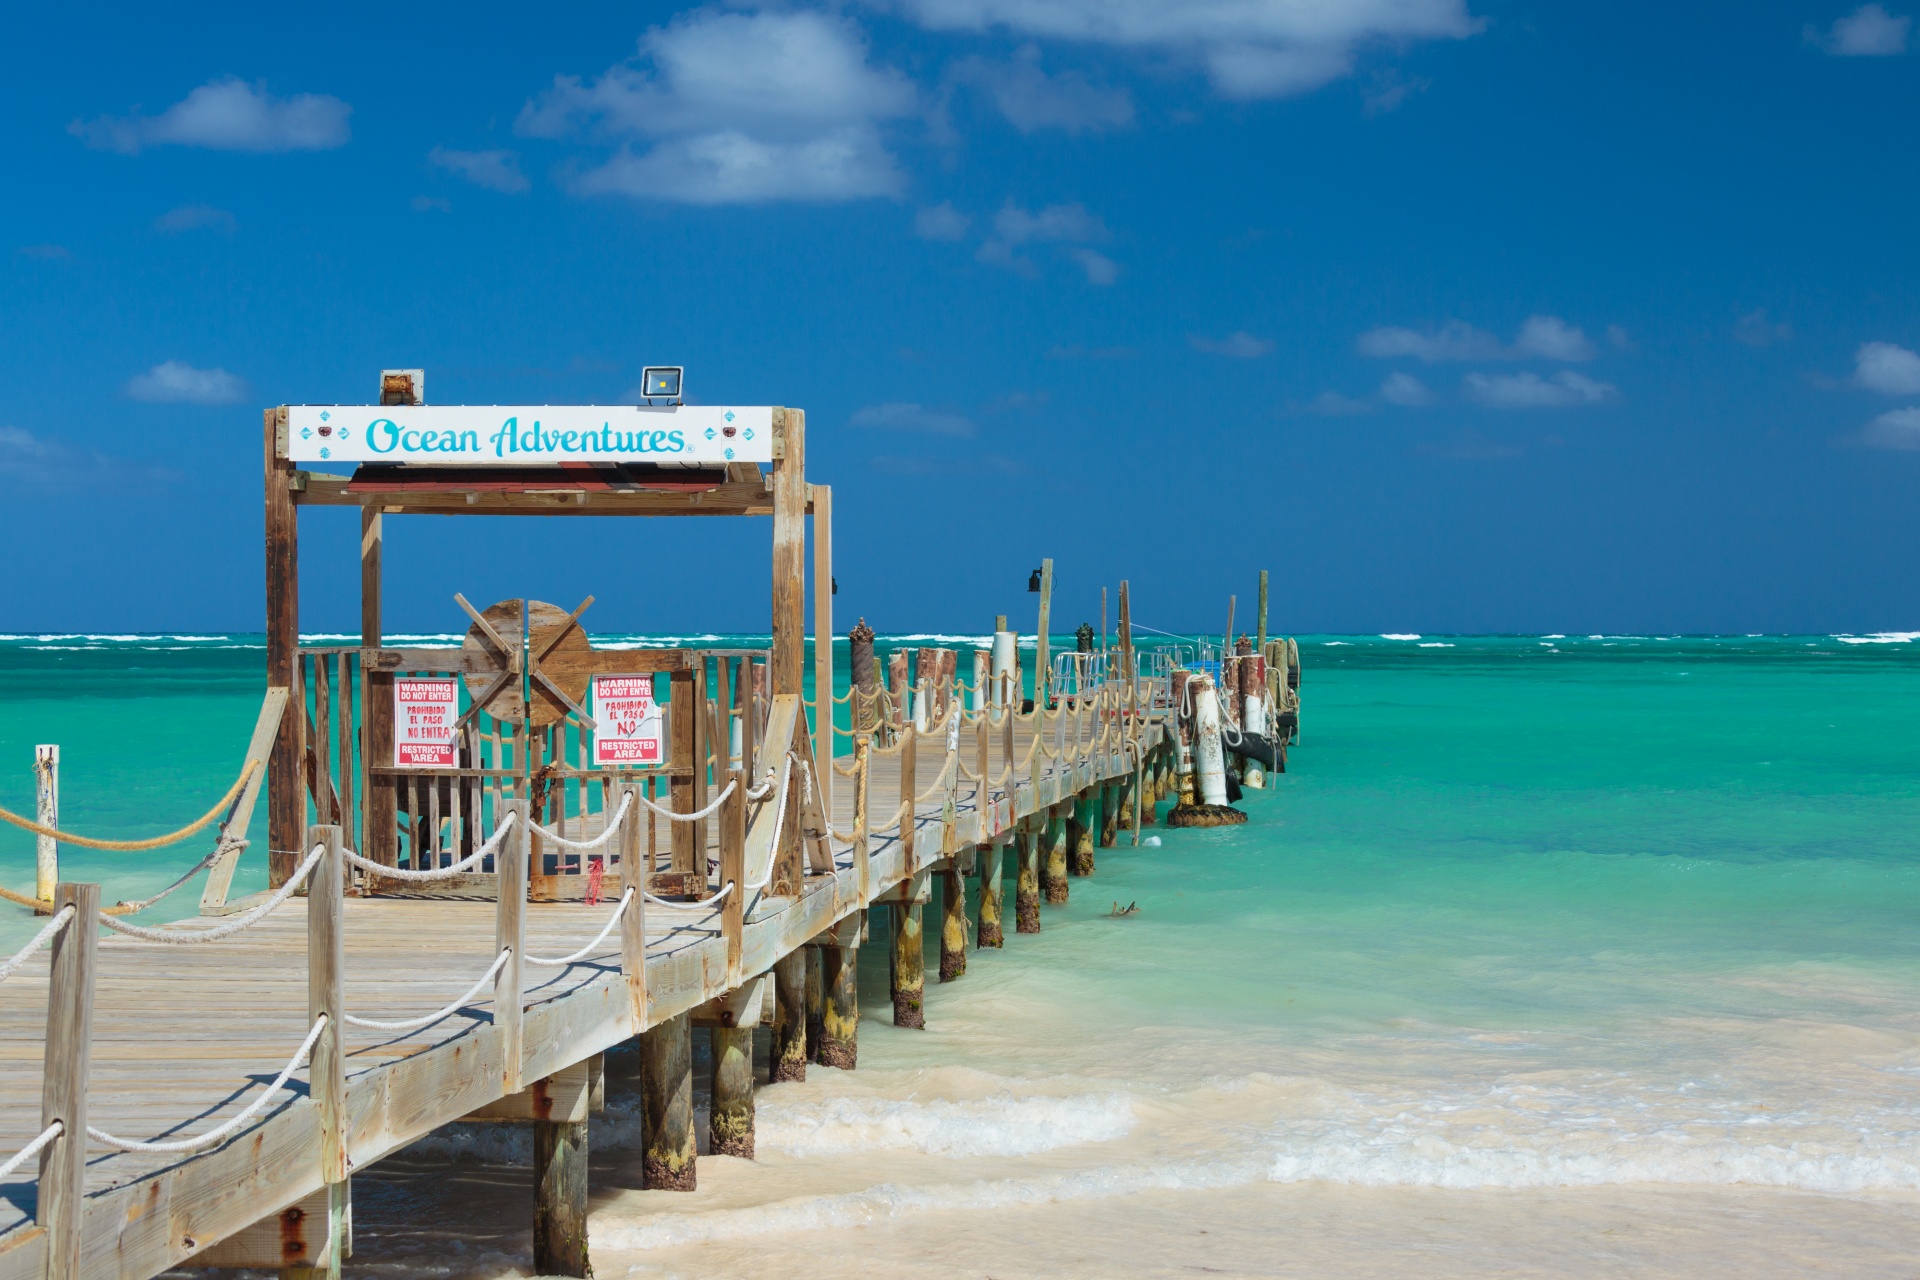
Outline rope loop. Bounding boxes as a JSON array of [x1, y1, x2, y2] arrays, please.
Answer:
[[346, 811, 519, 883], [525, 890, 632, 967], [0, 760, 257, 851], [344, 952, 510, 1031], [0, 907, 74, 986], [87, 1016, 327, 1155], [100, 841, 327, 944]]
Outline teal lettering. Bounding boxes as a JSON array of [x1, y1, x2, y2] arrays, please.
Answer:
[[401, 429, 424, 451], [491, 418, 516, 457], [666, 430, 685, 452], [458, 430, 479, 453], [560, 430, 579, 451], [368, 419, 399, 454]]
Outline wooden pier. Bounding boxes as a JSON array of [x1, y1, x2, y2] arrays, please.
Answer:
[[0, 388, 1295, 1279]]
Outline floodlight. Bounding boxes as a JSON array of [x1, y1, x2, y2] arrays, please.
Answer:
[[641, 366, 684, 403]]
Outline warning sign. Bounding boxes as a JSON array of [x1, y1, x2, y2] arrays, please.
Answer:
[[394, 677, 459, 768], [592, 674, 663, 766]]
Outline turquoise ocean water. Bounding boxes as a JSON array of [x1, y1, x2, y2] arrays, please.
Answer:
[[4, 632, 1918, 1275]]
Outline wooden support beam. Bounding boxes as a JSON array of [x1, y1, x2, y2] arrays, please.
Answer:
[[618, 783, 649, 1026], [668, 670, 696, 876], [976, 839, 1005, 948], [533, 1112, 589, 1277], [1015, 823, 1041, 933], [496, 799, 528, 1094], [1044, 802, 1071, 903], [308, 827, 346, 1187], [1036, 557, 1054, 708], [938, 862, 967, 982], [811, 483, 833, 825], [1071, 789, 1099, 874], [180, 1187, 342, 1271], [1099, 779, 1119, 849], [266, 407, 304, 886], [818, 936, 858, 1069], [770, 950, 807, 1083], [710, 1026, 755, 1158], [640, 1013, 696, 1190], [805, 948, 824, 1063], [38, 881, 96, 1280], [771, 408, 806, 697], [887, 870, 929, 1027], [200, 685, 291, 913], [464, 1055, 603, 1121]]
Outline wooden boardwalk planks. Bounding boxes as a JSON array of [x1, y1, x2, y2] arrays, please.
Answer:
[[0, 705, 1166, 1280]]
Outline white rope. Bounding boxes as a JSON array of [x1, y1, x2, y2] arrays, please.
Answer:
[[88, 1017, 327, 1155], [525, 890, 632, 967], [635, 777, 737, 824], [0, 1121, 61, 1181], [345, 811, 518, 882], [0, 906, 74, 985], [642, 882, 733, 910], [530, 792, 632, 852], [112, 833, 247, 915], [99, 842, 326, 944], [343, 950, 510, 1031]]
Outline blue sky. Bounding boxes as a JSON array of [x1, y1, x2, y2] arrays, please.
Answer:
[[2, 1, 1917, 636]]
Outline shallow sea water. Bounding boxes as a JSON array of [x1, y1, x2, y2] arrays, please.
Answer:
[[3, 632, 1917, 1276]]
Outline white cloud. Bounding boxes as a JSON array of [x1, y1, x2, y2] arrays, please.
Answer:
[[1362, 314, 1606, 363], [72, 78, 350, 154], [977, 200, 1115, 280], [124, 360, 247, 405], [1733, 308, 1792, 347], [914, 202, 972, 240], [1070, 248, 1119, 284], [1379, 371, 1435, 406], [1859, 406, 1920, 449], [1359, 319, 1504, 362], [520, 9, 914, 205], [953, 46, 1134, 133], [1807, 4, 1910, 55], [1190, 331, 1273, 357], [1462, 370, 1616, 409], [850, 402, 976, 436], [1854, 341, 1920, 394], [1309, 391, 1373, 416], [0, 426, 176, 488], [155, 204, 235, 234], [888, 0, 1479, 99], [1513, 315, 1596, 361], [429, 147, 528, 193]]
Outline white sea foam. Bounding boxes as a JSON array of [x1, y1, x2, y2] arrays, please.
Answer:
[[757, 1091, 1135, 1159], [1380, 634, 1421, 641], [1834, 632, 1920, 644], [596, 1157, 1266, 1251], [1418, 643, 1453, 648]]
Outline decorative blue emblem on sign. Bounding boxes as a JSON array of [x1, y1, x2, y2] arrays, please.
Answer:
[[300, 427, 313, 439], [704, 427, 717, 440], [743, 428, 754, 440], [319, 447, 331, 459], [724, 411, 735, 422], [319, 411, 331, 421], [338, 428, 349, 440], [724, 447, 735, 460]]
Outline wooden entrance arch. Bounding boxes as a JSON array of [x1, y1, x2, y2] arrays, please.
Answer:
[[261, 389, 831, 884]]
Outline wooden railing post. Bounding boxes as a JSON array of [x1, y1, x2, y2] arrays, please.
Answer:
[[900, 721, 917, 872], [854, 734, 871, 905], [39, 881, 97, 1280], [496, 798, 528, 1093], [974, 710, 990, 840], [618, 785, 648, 1029], [720, 768, 745, 981], [33, 745, 58, 905], [306, 825, 346, 1186]]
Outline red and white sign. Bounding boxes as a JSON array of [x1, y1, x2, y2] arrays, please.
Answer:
[[592, 674, 663, 766], [394, 677, 459, 768]]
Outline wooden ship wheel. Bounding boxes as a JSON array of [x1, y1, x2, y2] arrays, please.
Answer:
[[454, 594, 596, 729]]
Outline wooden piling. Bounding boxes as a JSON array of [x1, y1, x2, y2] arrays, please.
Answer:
[[977, 839, 1005, 948], [889, 888, 927, 1028], [265, 407, 304, 886], [531, 1068, 591, 1276], [850, 618, 879, 735], [818, 938, 859, 1069], [1043, 802, 1070, 902], [496, 799, 528, 1093], [938, 862, 967, 982], [770, 950, 807, 1083], [1071, 789, 1099, 874], [640, 1012, 696, 1190], [1099, 780, 1119, 848], [804, 947, 824, 1063], [710, 1026, 756, 1159], [1015, 825, 1042, 932]]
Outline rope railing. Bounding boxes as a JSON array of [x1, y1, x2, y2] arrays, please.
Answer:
[[0, 760, 257, 851], [530, 791, 633, 851], [88, 1016, 327, 1155], [0, 906, 74, 985], [345, 811, 519, 883], [98, 841, 327, 944], [642, 882, 733, 910], [343, 952, 510, 1032], [635, 777, 740, 824], [524, 890, 632, 967], [0, 1121, 62, 1182]]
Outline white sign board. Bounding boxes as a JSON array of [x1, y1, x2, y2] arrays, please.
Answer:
[[394, 677, 459, 768], [592, 674, 664, 767], [286, 405, 773, 466]]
